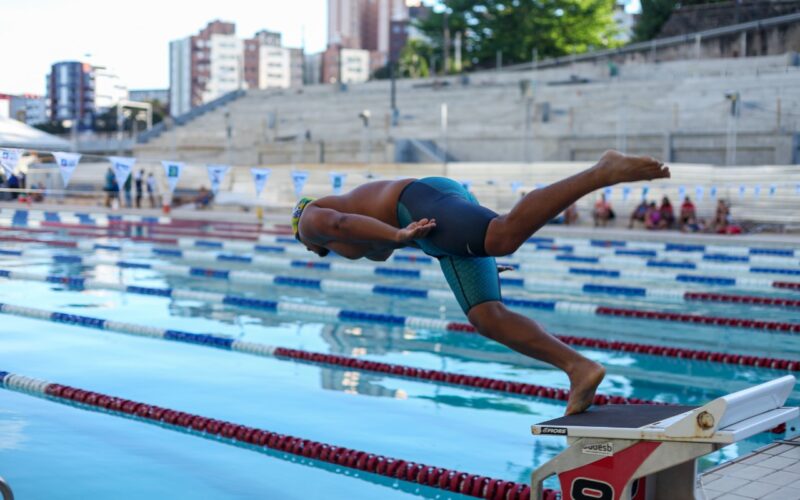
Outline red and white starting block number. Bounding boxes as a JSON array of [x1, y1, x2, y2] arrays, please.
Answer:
[[531, 376, 798, 500]]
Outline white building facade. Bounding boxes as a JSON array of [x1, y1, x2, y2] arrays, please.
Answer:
[[203, 34, 243, 103], [340, 48, 370, 83], [93, 66, 128, 111], [169, 38, 192, 116], [258, 46, 291, 89]]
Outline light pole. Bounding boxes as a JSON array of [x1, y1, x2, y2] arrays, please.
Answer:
[[725, 91, 740, 166], [359, 109, 371, 164], [440, 103, 448, 170]]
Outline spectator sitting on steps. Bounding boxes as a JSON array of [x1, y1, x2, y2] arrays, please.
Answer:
[[592, 194, 614, 227], [194, 186, 214, 209], [628, 200, 647, 229]]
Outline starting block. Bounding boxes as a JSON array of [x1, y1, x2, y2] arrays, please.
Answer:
[[531, 376, 798, 500]]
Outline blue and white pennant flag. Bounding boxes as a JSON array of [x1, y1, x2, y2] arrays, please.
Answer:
[[53, 152, 81, 187]]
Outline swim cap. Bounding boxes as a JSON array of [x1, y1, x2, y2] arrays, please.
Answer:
[[291, 197, 315, 239]]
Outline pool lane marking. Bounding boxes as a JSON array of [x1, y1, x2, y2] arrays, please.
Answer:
[[3, 211, 797, 259], [4, 253, 800, 334], [2, 233, 797, 294], [3, 222, 800, 274], [0, 371, 548, 500], [2, 268, 799, 372], [0, 302, 659, 407]]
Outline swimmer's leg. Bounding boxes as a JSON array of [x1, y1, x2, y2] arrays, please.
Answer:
[[468, 301, 605, 415], [484, 150, 670, 256]]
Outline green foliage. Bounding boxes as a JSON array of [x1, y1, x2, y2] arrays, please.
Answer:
[[632, 0, 676, 41], [399, 39, 433, 78], [632, 0, 729, 42], [414, 0, 620, 71]]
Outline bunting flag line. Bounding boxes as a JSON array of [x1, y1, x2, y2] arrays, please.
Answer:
[[329, 172, 346, 195], [251, 168, 271, 197], [0, 148, 23, 176], [109, 156, 136, 189], [291, 170, 309, 198], [2, 147, 800, 203], [53, 152, 81, 188], [207, 165, 230, 195], [162, 161, 185, 194]]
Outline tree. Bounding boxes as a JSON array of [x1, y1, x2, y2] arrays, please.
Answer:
[[632, 0, 676, 41], [415, 0, 620, 72], [399, 40, 433, 78], [633, 0, 730, 42]]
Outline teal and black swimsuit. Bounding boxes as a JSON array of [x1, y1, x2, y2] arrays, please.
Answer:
[[396, 177, 501, 314]]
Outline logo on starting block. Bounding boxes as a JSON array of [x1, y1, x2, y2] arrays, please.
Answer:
[[582, 442, 614, 457], [539, 427, 567, 435]]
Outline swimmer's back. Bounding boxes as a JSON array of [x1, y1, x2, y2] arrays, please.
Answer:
[[311, 179, 415, 228]]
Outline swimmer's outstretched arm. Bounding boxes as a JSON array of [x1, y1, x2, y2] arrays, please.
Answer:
[[302, 206, 435, 246]]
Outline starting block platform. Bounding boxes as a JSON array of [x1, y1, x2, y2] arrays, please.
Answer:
[[531, 376, 799, 500]]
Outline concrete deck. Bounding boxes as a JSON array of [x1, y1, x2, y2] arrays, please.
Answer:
[[697, 436, 800, 499]]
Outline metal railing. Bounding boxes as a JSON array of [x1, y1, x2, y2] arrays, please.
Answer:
[[502, 12, 800, 72], [136, 89, 247, 145], [0, 475, 13, 500]]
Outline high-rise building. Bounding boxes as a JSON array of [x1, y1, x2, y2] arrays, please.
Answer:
[[259, 46, 291, 89], [389, 2, 430, 63], [94, 65, 128, 110], [244, 30, 302, 91], [47, 61, 95, 129], [169, 20, 239, 117], [0, 94, 47, 126], [328, 0, 362, 48], [323, 46, 370, 84], [288, 48, 305, 88], [46, 61, 127, 129], [304, 52, 324, 85], [171, 22, 303, 114], [328, 0, 411, 73]]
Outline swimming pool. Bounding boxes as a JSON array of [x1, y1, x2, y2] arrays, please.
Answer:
[[0, 211, 798, 499]]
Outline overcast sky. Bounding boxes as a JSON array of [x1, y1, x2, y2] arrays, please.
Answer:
[[2, 0, 640, 96]]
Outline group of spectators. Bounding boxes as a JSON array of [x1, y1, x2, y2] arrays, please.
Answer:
[[0, 171, 45, 203], [104, 168, 158, 209], [591, 194, 740, 234]]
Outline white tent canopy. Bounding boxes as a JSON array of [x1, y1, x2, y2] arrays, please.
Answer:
[[0, 118, 70, 151]]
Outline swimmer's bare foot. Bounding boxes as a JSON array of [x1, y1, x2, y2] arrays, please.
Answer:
[[595, 150, 670, 185], [565, 359, 606, 416]]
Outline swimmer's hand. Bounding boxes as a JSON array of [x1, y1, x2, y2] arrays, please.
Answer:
[[395, 218, 436, 243], [497, 265, 515, 274]]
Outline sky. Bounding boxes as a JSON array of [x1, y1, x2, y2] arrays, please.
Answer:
[[2, 0, 641, 96], [2, 0, 328, 95]]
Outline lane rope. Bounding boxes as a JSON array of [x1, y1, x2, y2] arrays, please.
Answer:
[[2, 269, 799, 371], [0, 301, 659, 407], [0, 371, 551, 500]]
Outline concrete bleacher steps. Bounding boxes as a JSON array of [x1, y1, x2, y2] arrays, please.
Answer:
[[134, 54, 800, 165]]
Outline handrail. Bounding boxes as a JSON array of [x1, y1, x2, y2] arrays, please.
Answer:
[[503, 12, 800, 72], [0, 475, 13, 500]]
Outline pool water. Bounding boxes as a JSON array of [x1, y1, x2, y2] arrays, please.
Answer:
[[0, 226, 798, 499]]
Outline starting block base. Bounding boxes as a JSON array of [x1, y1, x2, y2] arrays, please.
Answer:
[[530, 376, 799, 500]]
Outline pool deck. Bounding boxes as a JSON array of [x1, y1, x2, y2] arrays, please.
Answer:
[[696, 435, 800, 499]]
